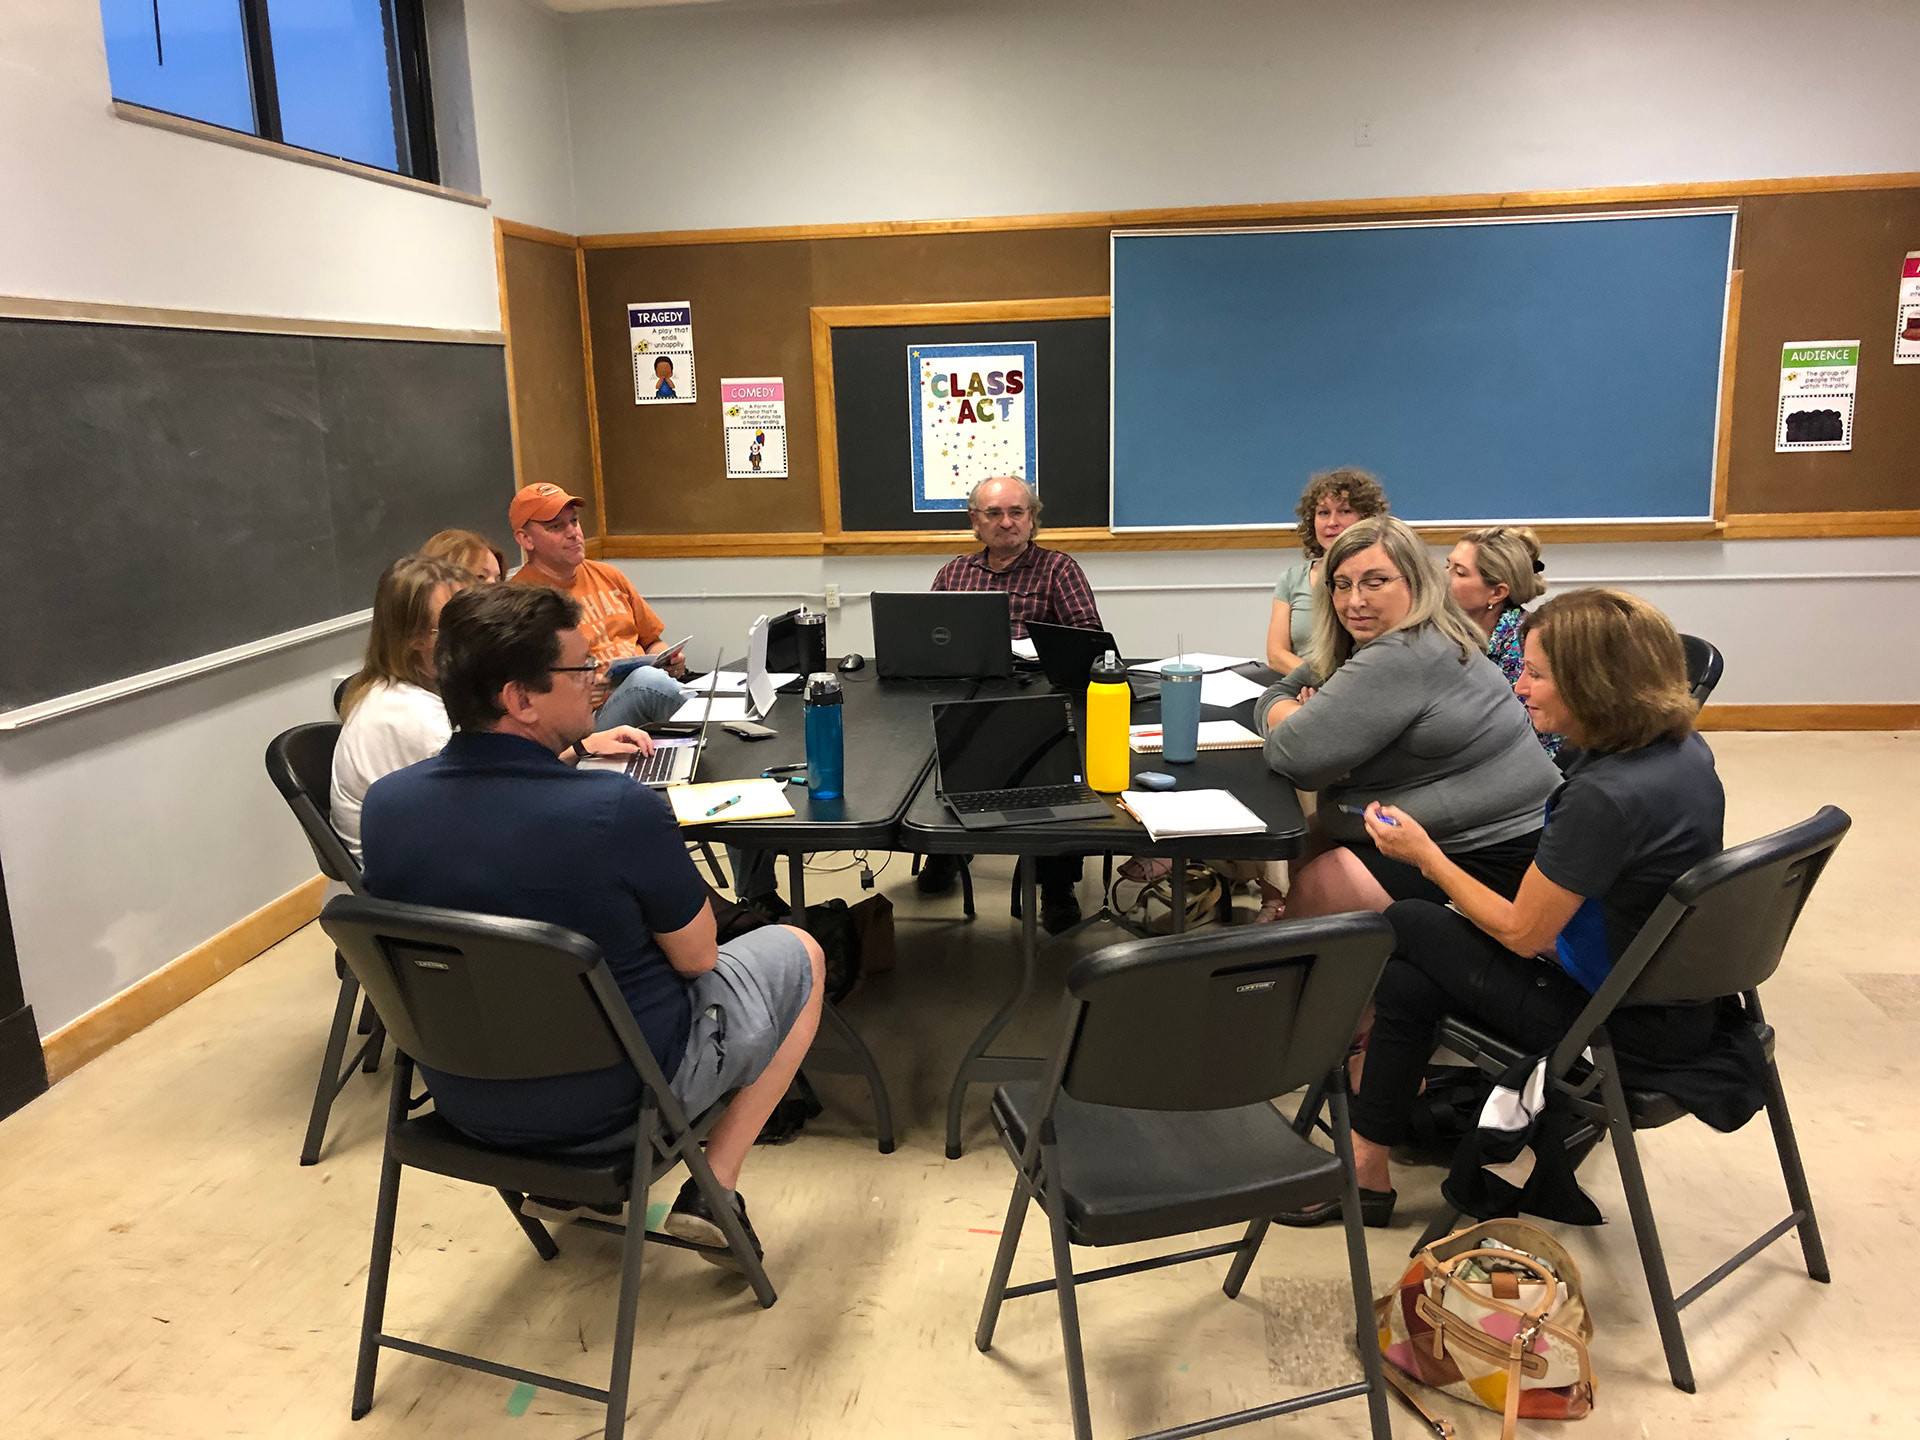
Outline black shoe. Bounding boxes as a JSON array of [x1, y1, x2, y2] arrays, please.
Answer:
[[917, 853, 961, 895], [1039, 883, 1082, 936], [661, 1177, 763, 1269], [744, 891, 791, 923], [1273, 1186, 1396, 1229], [519, 1195, 624, 1225]]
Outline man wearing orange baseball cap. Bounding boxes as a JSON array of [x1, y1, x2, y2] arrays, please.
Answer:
[[508, 483, 690, 727]]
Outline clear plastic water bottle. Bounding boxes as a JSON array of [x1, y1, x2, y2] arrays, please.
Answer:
[[804, 672, 845, 799]]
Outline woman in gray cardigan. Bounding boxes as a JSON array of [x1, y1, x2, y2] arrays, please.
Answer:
[[1258, 515, 1561, 919]]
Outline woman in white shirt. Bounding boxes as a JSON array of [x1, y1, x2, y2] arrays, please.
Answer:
[[331, 554, 650, 863]]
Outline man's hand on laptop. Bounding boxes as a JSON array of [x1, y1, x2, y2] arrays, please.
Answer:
[[585, 726, 654, 759]]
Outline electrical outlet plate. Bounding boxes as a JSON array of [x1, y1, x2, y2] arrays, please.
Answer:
[[824, 584, 841, 609]]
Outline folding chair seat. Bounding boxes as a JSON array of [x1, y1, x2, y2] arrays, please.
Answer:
[[975, 912, 1398, 1440], [264, 722, 385, 1165], [322, 894, 775, 1439]]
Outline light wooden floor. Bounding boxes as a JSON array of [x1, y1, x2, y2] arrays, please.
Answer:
[[3, 733, 1916, 1438]]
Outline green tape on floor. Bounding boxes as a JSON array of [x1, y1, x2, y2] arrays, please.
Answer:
[[507, 1381, 536, 1416], [646, 1201, 670, 1231]]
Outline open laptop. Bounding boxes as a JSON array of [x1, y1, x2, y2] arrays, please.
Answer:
[[872, 592, 1014, 680], [1026, 620, 1162, 702], [590, 650, 721, 788], [931, 694, 1112, 829]]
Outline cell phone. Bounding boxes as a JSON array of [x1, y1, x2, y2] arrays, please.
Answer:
[[723, 720, 778, 740], [644, 722, 701, 737]]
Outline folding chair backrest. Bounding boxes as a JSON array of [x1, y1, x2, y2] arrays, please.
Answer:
[[321, 894, 656, 1087], [1059, 912, 1394, 1112], [1625, 805, 1849, 1005], [265, 722, 362, 890], [1679, 633, 1724, 707]]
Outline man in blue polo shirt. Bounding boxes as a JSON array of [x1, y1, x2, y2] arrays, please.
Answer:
[[360, 583, 823, 1267]]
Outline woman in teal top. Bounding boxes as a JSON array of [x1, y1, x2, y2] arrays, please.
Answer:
[[1266, 467, 1389, 673]]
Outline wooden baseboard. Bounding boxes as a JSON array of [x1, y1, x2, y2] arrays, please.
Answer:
[[40, 876, 326, 1084], [1697, 704, 1920, 731]]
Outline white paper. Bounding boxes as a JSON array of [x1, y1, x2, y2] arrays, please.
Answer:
[[1199, 670, 1267, 708], [1129, 652, 1256, 675], [1118, 788, 1266, 840], [1775, 340, 1859, 452], [745, 614, 776, 718], [1011, 637, 1038, 661], [685, 671, 750, 692], [671, 696, 754, 724], [628, 301, 696, 404], [721, 377, 789, 477]]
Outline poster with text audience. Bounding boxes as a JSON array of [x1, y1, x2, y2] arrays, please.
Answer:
[[629, 301, 696, 404], [1775, 341, 1858, 452], [908, 342, 1037, 512], [721, 378, 789, 478]]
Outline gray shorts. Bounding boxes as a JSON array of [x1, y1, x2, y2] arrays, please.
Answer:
[[669, 924, 815, 1119]]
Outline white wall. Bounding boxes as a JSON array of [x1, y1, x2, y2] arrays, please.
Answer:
[[617, 535, 1920, 707], [0, 1, 513, 1035], [562, 0, 1920, 233], [463, 0, 579, 231]]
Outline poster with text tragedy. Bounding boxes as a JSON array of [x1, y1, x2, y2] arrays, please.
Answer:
[[908, 342, 1037, 512], [629, 301, 696, 404], [1897, 253, 1920, 364], [1776, 341, 1858, 452], [721, 378, 789, 478]]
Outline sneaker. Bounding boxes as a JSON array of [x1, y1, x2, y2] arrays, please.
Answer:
[[1039, 884, 1082, 936], [661, 1177, 763, 1269], [519, 1195, 624, 1225], [916, 853, 961, 895]]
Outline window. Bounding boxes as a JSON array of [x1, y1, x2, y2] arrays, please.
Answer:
[[101, 0, 439, 182]]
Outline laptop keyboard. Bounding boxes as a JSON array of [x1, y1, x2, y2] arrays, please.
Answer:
[[630, 747, 686, 785], [950, 784, 1098, 814]]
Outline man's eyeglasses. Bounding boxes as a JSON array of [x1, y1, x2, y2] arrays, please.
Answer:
[[550, 657, 603, 676], [972, 506, 1031, 522], [1329, 573, 1404, 596]]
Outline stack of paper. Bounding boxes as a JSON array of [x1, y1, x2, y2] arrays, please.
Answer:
[[1117, 788, 1266, 840], [1129, 652, 1255, 675], [669, 779, 796, 826], [685, 670, 800, 694], [1198, 670, 1267, 708], [1128, 720, 1263, 754], [670, 695, 755, 724], [1012, 637, 1039, 661]]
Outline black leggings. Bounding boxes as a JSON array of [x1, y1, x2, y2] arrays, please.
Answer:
[[1350, 899, 1714, 1148]]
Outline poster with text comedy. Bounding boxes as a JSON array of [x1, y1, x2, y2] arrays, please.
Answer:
[[908, 342, 1037, 512], [721, 378, 789, 478], [630, 302, 696, 404]]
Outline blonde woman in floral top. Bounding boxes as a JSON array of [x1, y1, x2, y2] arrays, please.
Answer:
[[1446, 526, 1562, 760]]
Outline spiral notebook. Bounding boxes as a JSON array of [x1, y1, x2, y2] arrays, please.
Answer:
[[1117, 789, 1266, 840], [1128, 720, 1263, 754]]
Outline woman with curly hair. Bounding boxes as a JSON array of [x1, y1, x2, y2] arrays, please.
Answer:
[[1266, 467, 1390, 674]]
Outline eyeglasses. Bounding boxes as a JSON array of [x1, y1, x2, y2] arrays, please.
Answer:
[[549, 657, 602, 676], [971, 506, 1031, 522], [1329, 573, 1404, 596]]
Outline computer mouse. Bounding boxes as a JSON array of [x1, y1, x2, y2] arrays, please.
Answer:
[[837, 653, 866, 674], [1135, 771, 1178, 791]]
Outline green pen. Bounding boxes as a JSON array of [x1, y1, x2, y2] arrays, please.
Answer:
[[705, 793, 743, 818]]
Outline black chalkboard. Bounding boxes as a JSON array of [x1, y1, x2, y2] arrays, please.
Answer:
[[0, 318, 515, 714], [831, 317, 1109, 532]]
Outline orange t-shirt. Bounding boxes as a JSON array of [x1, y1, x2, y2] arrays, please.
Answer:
[[511, 558, 665, 660]]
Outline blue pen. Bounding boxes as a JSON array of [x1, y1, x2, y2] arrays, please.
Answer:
[[705, 793, 743, 818], [1337, 802, 1399, 827]]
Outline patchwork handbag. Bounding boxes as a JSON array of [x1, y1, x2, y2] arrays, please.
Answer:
[[1374, 1218, 1595, 1440]]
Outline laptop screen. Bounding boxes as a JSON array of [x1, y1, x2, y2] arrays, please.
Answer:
[[934, 696, 1085, 794]]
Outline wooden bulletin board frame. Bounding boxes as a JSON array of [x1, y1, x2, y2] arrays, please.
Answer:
[[809, 296, 1111, 547]]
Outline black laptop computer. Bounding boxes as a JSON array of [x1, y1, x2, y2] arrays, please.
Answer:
[[1026, 620, 1160, 702], [871, 592, 1014, 680], [930, 694, 1113, 829]]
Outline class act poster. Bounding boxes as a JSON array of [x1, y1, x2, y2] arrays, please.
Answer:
[[907, 342, 1038, 512]]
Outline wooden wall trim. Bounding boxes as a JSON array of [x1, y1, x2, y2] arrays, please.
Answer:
[[579, 171, 1920, 249], [1711, 269, 1741, 522], [600, 533, 830, 558], [492, 221, 526, 488], [1698, 704, 1920, 731], [810, 310, 844, 538], [814, 297, 1111, 328], [1720, 511, 1920, 539], [40, 876, 326, 1084], [576, 246, 609, 536], [496, 219, 580, 248]]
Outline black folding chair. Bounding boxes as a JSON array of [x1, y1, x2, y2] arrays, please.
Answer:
[[321, 894, 774, 1439], [1406, 806, 1849, 1393], [975, 913, 1396, 1440], [1680, 633, 1724, 707], [264, 722, 386, 1165]]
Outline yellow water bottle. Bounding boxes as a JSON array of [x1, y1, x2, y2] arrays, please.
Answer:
[[1085, 649, 1131, 793]]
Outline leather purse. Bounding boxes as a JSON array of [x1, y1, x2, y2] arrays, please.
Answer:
[[1374, 1218, 1595, 1440]]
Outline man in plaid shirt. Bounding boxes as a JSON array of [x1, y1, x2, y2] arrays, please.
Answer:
[[930, 477, 1101, 638], [923, 476, 1101, 932]]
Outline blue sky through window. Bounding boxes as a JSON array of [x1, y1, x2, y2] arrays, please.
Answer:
[[270, 0, 402, 173], [101, 0, 256, 135]]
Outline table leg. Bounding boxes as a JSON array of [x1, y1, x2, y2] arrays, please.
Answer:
[[787, 849, 895, 1154], [944, 852, 1045, 1159], [1171, 852, 1189, 934]]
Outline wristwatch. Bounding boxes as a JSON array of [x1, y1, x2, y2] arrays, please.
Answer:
[[568, 741, 590, 762]]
